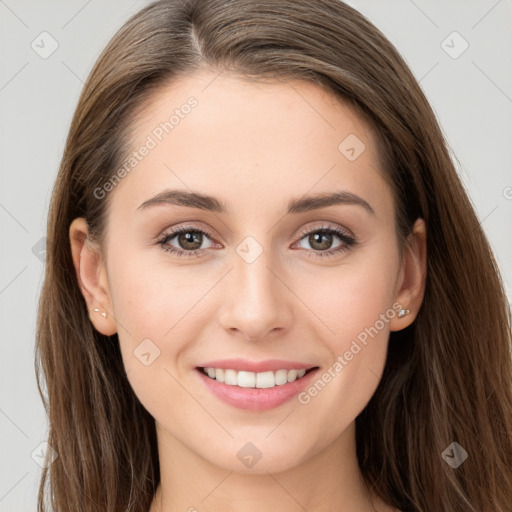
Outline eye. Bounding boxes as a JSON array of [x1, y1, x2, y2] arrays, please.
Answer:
[[157, 226, 217, 258], [294, 224, 356, 258], [156, 223, 356, 259]]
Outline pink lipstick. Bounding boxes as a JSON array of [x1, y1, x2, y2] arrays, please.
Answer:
[[195, 359, 319, 411]]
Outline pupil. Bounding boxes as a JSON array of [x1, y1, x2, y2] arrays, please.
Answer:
[[310, 231, 332, 250], [179, 231, 202, 250]]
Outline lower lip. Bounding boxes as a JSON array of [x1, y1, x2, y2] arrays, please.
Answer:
[[195, 367, 319, 411]]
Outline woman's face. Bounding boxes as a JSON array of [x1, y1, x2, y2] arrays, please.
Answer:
[[74, 70, 424, 474]]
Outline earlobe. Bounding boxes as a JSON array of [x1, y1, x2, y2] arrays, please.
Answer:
[[69, 218, 117, 336], [390, 218, 427, 331]]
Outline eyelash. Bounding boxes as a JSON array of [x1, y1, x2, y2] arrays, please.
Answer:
[[156, 224, 356, 259]]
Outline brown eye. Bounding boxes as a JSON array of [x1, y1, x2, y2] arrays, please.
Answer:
[[175, 230, 204, 251], [158, 226, 216, 258], [307, 231, 336, 251], [295, 225, 356, 258]]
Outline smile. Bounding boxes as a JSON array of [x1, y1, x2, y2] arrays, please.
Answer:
[[195, 365, 320, 411], [199, 366, 316, 388]]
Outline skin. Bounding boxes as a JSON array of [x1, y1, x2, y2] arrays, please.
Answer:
[[70, 70, 426, 512]]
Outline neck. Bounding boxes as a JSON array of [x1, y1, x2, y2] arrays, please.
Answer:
[[149, 420, 392, 512]]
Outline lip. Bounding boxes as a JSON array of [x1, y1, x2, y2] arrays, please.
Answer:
[[195, 366, 320, 411], [197, 358, 316, 373]]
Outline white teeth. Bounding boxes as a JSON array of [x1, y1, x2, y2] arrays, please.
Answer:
[[287, 369, 298, 381], [274, 369, 288, 385], [202, 367, 312, 388], [237, 371, 256, 388], [224, 369, 238, 385], [256, 371, 274, 388]]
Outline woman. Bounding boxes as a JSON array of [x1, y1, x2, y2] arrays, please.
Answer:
[[35, 0, 512, 511]]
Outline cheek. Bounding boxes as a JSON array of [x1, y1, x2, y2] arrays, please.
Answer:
[[299, 239, 399, 344], [293, 241, 399, 429], [104, 245, 190, 388], [107, 238, 206, 339], [105, 244, 226, 402]]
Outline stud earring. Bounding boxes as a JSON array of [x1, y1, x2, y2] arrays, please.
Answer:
[[397, 308, 410, 318], [93, 308, 107, 318]]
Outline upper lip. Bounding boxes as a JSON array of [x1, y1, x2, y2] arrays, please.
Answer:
[[197, 358, 318, 373]]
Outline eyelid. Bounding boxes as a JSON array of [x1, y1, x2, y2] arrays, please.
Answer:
[[156, 222, 218, 244], [295, 222, 355, 242]]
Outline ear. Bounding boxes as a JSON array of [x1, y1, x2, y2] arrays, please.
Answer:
[[69, 218, 117, 336], [390, 218, 427, 331]]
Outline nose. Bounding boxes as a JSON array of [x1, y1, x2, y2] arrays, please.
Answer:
[[219, 243, 293, 342]]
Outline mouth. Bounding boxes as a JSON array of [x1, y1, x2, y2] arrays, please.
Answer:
[[196, 366, 319, 389], [195, 364, 320, 411]]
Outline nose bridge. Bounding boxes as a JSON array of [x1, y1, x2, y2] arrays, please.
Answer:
[[219, 234, 290, 340], [236, 240, 277, 299]]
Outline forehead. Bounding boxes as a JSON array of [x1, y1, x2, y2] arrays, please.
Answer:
[[109, 70, 392, 219]]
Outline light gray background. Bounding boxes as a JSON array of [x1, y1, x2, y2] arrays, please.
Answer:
[[1, 1, 511, 510]]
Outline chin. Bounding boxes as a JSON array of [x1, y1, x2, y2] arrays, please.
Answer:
[[199, 436, 312, 475]]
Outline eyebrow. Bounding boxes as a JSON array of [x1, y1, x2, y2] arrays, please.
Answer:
[[137, 189, 375, 216]]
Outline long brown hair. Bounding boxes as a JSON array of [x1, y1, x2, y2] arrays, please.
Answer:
[[35, 1, 512, 510]]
